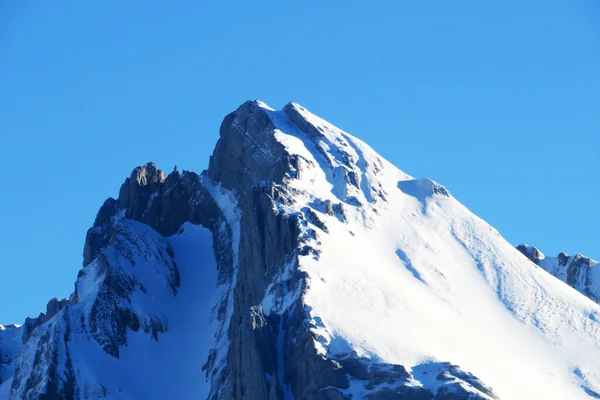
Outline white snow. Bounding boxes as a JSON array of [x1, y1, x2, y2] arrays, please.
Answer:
[[0, 378, 11, 399], [199, 174, 242, 380], [66, 222, 222, 400], [258, 101, 600, 399]]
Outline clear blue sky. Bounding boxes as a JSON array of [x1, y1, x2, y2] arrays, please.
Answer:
[[1, 0, 598, 324]]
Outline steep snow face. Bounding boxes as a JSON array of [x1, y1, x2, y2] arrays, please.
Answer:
[[517, 244, 600, 304], [256, 101, 600, 399]]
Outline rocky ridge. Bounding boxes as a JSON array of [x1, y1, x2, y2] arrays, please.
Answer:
[[517, 244, 599, 303]]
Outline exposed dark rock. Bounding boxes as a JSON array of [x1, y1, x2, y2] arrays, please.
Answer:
[[517, 244, 599, 304], [320, 388, 348, 400], [313, 200, 347, 224], [118, 162, 166, 221], [303, 208, 329, 233], [558, 252, 569, 266], [365, 363, 411, 388], [203, 101, 308, 399], [442, 364, 497, 399], [323, 200, 335, 216], [283, 102, 324, 139], [431, 182, 449, 197], [365, 388, 404, 400], [435, 382, 488, 400], [22, 298, 69, 344], [84, 164, 223, 268], [83, 198, 118, 267], [364, 386, 433, 400], [15, 312, 78, 400], [516, 244, 544, 264], [396, 386, 434, 400], [430, 363, 498, 400]]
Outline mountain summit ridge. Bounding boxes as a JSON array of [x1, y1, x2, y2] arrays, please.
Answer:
[[1, 100, 600, 400]]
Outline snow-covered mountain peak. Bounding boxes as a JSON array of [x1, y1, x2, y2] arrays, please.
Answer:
[[212, 101, 600, 398], [2, 100, 600, 400]]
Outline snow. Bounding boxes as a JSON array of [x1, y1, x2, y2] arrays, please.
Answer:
[[539, 252, 599, 287], [0, 324, 22, 395], [200, 175, 241, 271], [258, 100, 600, 399], [68, 222, 222, 400], [0, 378, 11, 399], [3, 217, 232, 399], [518, 244, 600, 305], [3, 172, 243, 399], [158, 223, 222, 397], [199, 174, 242, 379]]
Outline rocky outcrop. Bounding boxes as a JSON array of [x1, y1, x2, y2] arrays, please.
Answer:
[[83, 164, 223, 267], [433, 364, 497, 399], [22, 298, 69, 343], [517, 244, 599, 303], [12, 311, 77, 400], [516, 244, 544, 264], [6, 162, 236, 398], [205, 101, 305, 398]]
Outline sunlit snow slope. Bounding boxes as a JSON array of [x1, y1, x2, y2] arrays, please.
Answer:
[[257, 101, 600, 399]]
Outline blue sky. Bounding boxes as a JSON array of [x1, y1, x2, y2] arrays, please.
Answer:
[[1, 0, 598, 323]]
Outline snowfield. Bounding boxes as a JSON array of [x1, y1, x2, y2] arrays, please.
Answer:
[[260, 102, 600, 399]]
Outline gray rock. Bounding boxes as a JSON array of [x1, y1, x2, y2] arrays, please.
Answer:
[[435, 382, 488, 400], [396, 386, 434, 400], [516, 244, 544, 264], [365, 386, 433, 400], [431, 363, 498, 400], [22, 297, 69, 343], [366, 388, 405, 400], [517, 244, 599, 304]]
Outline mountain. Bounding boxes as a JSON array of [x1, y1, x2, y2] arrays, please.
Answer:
[[517, 244, 599, 303], [2, 100, 600, 400]]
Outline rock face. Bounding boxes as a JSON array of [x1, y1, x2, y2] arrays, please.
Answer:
[[83, 164, 223, 267], [2, 100, 600, 399], [517, 244, 599, 303]]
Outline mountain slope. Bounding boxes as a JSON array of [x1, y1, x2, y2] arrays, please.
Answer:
[[517, 244, 599, 303], [1, 100, 600, 399], [256, 102, 600, 399]]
